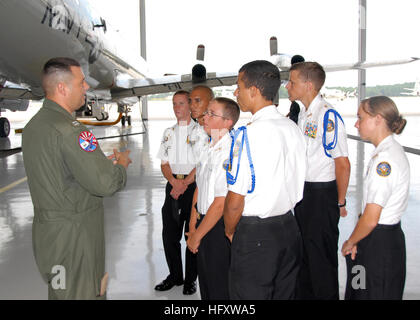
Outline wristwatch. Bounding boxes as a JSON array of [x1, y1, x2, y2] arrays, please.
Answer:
[[338, 199, 346, 208]]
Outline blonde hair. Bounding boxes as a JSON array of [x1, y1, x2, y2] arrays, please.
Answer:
[[361, 96, 406, 134]]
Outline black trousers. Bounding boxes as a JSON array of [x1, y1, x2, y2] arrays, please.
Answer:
[[229, 212, 302, 300], [196, 215, 230, 300], [345, 223, 406, 300], [294, 181, 340, 300], [161, 180, 197, 284]]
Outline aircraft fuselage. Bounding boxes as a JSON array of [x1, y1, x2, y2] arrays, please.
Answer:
[[0, 0, 147, 100]]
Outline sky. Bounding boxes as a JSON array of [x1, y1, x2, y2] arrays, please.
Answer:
[[89, 0, 420, 88]]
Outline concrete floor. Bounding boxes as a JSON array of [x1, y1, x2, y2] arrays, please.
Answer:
[[0, 116, 419, 300]]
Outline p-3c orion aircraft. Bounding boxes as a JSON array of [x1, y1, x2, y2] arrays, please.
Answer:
[[0, 0, 418, 138]]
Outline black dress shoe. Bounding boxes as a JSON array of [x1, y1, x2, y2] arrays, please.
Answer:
[[154, 279, 183, 291], [183, 281, 197, 295]]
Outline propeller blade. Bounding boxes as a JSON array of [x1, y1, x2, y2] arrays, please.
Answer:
[[196, 44, 205, 61], [270, 36, 278, 56]]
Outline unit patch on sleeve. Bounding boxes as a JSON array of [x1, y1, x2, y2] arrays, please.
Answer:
[[79, 131, 98, 152], [327, 119, 335, 132], [376, 161, 391, 177]]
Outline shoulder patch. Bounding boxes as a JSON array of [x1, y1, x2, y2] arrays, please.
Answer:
[[376, 161, 391, 177], [223, 159, 231, 171], [79, 131, 98, 152], [327, 119, 335, 132]]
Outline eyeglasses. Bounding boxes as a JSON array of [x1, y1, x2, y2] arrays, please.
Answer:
[[203, 110, 228, 119]]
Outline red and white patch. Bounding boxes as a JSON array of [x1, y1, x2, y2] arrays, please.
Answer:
[[78, 131, 98, 152]]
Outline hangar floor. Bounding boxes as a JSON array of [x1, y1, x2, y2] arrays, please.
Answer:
[[1, 108, 419, 300]]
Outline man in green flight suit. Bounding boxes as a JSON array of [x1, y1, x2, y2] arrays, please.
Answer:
[[22, 57, 132, 300]]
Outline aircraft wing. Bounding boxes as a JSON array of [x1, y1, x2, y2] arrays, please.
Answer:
[[275, 57, 420, 83], [0, 87, 43, 100], [110, 72, 238, 100], [323, 57, 420, 72]]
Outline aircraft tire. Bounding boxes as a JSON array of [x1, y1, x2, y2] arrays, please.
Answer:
[[0, 117, 10, 138], [121, 116, 126, 126], [127, 116, 131, 126]]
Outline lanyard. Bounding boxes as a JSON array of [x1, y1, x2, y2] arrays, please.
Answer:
[[322, 109, 344, 158], [226, 126, 255, 194]]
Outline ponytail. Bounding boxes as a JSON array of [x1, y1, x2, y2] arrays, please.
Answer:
[[362, 96, 406, 135]]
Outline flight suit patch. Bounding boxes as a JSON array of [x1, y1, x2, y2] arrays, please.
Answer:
[[304, 121, 318, 138], [79, 131, 98, 152], [376, 162, 391, 177]]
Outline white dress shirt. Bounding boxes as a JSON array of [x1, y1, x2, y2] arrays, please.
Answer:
[[156, 120, 207, 174], [227, 105, 307, 218], [196, 132, 231, 215], [190, 123, 210, 162], [297, 94, 348, 182], [363, 135, 410, 225]]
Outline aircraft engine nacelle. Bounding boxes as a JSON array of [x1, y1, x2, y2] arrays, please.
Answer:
[[0, 99, 30, 112], [192, 64, 207, 83]]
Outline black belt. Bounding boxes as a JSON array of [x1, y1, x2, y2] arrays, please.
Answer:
[[239, 211, 293, 225], [304, 180, 336, 190], [375, 222, 401, 230], [357, 214, 402, 230]]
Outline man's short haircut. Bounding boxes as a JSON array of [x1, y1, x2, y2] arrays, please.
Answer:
[[42, 57, 80, 76], [289, 61, 326, 92], [238, 60, 280, 102], [191, 85, 214, 100], [42, 57, 81, 94], [173, 90, 191, 102], [214, 97, 240, 129]]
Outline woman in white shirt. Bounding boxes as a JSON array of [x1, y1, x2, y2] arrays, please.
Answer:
[[342, 96, 409, 300]]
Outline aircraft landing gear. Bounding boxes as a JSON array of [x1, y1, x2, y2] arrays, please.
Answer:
[[121, 115, 131, 126], [118, 104, 132, 126], [0, 117, 11, 138], [95, 111, 109, 121]]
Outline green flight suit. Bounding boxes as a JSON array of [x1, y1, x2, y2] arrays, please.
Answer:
[[22, 99, 127, 300]]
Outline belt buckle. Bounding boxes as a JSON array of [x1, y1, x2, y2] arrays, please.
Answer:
[[176, 174, 184, 180], [196, 212, 201, 220]]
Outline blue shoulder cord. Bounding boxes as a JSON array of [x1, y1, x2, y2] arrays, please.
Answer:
[[226, 126, 255, 194], [322, 109, 345, 158]]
